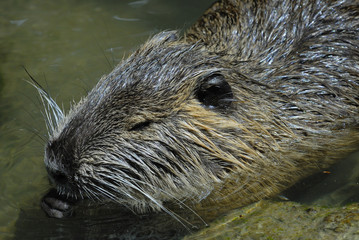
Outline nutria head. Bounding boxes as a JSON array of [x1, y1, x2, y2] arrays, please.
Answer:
[[42, 31, 248, 212]]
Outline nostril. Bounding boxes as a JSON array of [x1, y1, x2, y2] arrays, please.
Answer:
[[52, 170, 69, 185], [46, 166, 69, 185]]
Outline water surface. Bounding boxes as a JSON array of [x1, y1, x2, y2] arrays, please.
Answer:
[[0, 0, 213, 238]]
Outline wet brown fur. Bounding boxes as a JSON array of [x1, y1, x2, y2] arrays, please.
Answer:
[[40, 0, 359, 218]]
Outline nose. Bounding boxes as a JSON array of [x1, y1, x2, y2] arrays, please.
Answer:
[[46, 165, 70, 186], [44, 140, 75, 187]]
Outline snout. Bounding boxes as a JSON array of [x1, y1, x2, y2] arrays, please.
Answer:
[[46, 165, 69, 186], [44, 156, 75, 191]]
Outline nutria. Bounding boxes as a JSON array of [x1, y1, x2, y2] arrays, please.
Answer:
[[37, 0, 359, 221]]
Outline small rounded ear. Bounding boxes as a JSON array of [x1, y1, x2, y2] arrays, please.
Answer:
[[159, 31, 179, 43], [165, 31, 179, 42], [196, 74, 233, 109]]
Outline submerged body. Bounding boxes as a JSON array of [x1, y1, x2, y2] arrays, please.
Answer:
[[40, 0, 359, 218]]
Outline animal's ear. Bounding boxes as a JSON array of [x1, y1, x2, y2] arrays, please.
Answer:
[[196, 74, 233, 109], [156, 31, 179, 43], [165, 31, 179, 42]]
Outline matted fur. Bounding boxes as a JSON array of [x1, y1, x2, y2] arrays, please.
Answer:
[[38, 0, 359, 217]]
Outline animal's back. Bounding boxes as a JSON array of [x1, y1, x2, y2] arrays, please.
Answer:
[[184, 0, 359, 206]]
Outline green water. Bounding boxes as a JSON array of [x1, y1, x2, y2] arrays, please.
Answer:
[[0, 0, 213, 238]]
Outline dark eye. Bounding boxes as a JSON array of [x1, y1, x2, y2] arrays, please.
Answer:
[[129, 120, 151, 131], [196, 74, 233, 109]]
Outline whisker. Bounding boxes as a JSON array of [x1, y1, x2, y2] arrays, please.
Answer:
[[123, 174, 207, 227], [24, 67, 64, 137], [97, 171, 199, 230]]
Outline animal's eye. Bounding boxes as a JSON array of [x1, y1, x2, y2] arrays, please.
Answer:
[[196, 74, 233, 109], [129, 120, 151, 131]]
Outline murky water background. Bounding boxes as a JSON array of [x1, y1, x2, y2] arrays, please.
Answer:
[[0, 0, 358, 239], [0, 0, 214, 238]]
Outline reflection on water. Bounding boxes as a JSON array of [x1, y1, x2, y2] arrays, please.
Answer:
[[0, 0, 213, 238], [285, 151, 359, 206], [14, 202, 201, 239]]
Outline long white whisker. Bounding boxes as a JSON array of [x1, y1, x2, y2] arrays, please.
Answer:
[[27, 80, 64, 137], [98, 172, 197, 230], [122, 174, 207, 227]]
